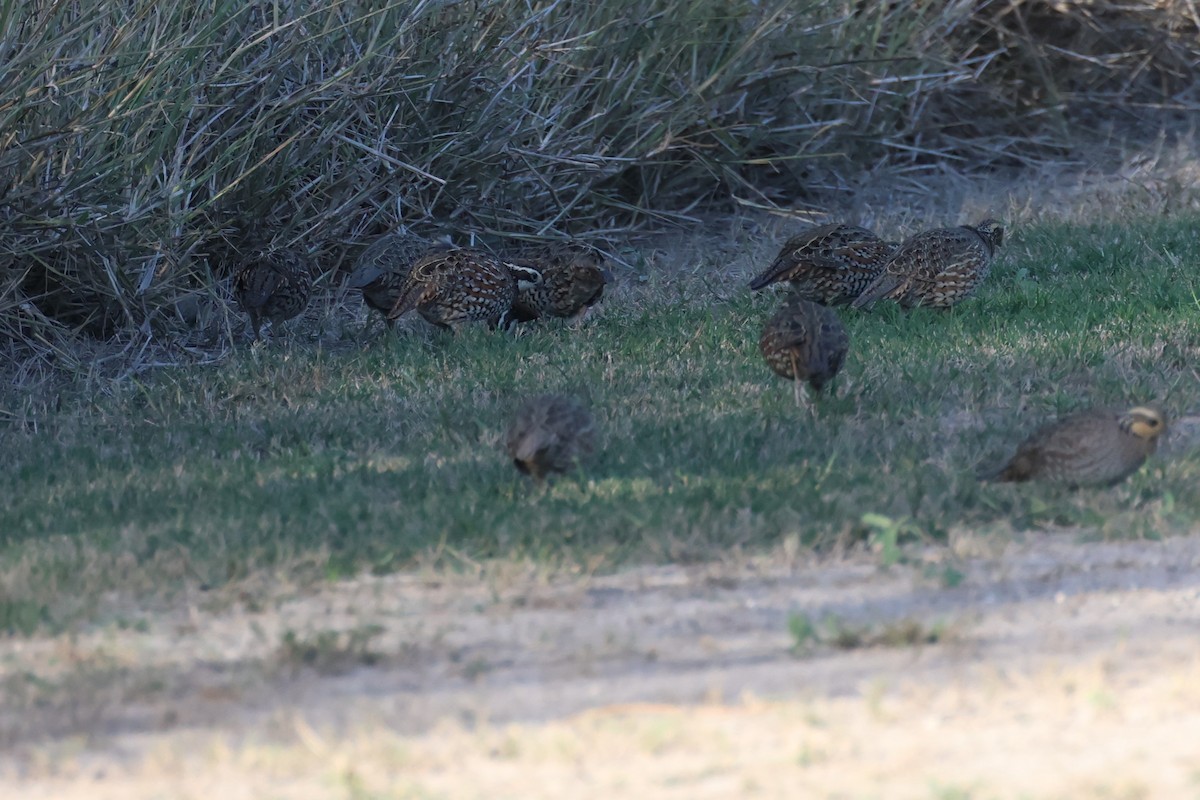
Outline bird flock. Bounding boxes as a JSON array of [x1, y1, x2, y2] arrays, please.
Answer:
[[232, 218, 1167, 490]]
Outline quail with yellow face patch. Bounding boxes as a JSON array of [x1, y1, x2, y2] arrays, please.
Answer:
[[851, 219, 1004, 310], [748, 223, 897, 306], [980, 405, 1166, 487]]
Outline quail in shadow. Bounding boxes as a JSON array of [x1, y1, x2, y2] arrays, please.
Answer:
[[507, 242, 613, 324], [386, 248, 541, 332], [347, 231, 434, 329], [506, 394, 597, 481], [748, 223, 897, 306], [759, 293, 850, 408], [851, 219, 1004, 310], [233, 246, 315, 340], [979, 405, 1166, 487]]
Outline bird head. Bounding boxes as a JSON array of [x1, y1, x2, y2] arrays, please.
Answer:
[[504, 261, 544, 292], [513, 428, 553, 463], [974, 219, 1005, 249], [1122, 406, 1167, 441], [511, 429, 555, 481], [572, 264, 611, 307]]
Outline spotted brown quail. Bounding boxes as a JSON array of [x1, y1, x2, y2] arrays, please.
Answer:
[[233, 247, 314, 340], [748, 223, 898, 305], [759, 293, 850, 407], [850, 219, 1004, 310], [386, 248, 541, 332], [507, 243, 612, 323], [347, 232, 432, 328], [980, 406, 1166, 487], [506, 394, 596, 481]]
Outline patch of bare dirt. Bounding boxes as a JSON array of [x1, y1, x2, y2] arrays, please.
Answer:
[[3, 530, 1200, 797]]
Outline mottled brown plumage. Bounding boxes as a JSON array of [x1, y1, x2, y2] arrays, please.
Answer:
[[385, 248, 540, 332], [233, 248, 314, 340], [981, 406, 1166, 487], [748, 223, 898, 305], [506, 394, 596, 481], [507, 243, 612, 323], [759, 293, 850, 407], [851, 219, 1004, 310], [347, 232, 432, 327]]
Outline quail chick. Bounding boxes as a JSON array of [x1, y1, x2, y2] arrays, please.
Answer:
[[347, 231, 432, 328], [233, 247, 314, 340], [759, 293, 850, 408], [748, 223, 897, 305], [980, 405, 1166, 487], [386, 248, 541, 332], [506, 394, 596, 481], [851, 219, 1004, 310], [508, 243, 612, 323]]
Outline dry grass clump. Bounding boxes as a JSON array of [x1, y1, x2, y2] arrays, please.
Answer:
[[0, 0, 1196, 355]]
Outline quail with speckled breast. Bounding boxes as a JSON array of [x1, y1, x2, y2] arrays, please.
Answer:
[[851, 219, 1004, 310], [748, 223, 897, 306], [233, 247, 315, 340], [508, 242, 613, 323], [347, 231, 434, 328], [759, 293, 850, 408], [386, 248, 541, 332], [979, 405, 1166, 487], [506, 394, 596, 481]]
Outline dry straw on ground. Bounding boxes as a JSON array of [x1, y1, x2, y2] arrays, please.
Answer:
[[1, 0, 1197, 361]]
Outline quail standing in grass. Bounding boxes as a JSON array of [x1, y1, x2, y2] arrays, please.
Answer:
[[507, 242, 613, 324], [759, 292, 850, 408], [386, 248, 541, 332], [850, 219, 1004, 310], [233, 246, 315, 340], [506, 394, 596, 481], [979, 405, 1166, 487], [347, 231, 434, 329], [748, 223, 898, 306]]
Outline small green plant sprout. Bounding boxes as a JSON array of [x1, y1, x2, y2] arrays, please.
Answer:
[[860, 513, 927, 567]]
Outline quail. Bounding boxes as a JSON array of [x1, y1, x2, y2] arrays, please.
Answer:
[[507, 243, 613, 323], [980, 406, 1166, 487], [233, 247, 314, 340], [506, 394, 596, 481], [748, 223, 897, 305], [386, 248, 541, 332], [347, 231, 433, 328], [759, 293, 850, 408], [850, 219, 1004, 310]]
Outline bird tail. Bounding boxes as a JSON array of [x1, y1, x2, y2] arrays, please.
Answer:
[[975, 458, 1025, 483], [347, 264, 386, 289], [386, 280, 425, 321], [747, 254, 801, 291], [974, 463, 1002, 482], [849, 273, 901, 310]]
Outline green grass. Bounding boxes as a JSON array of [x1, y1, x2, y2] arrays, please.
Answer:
[[1, 216, 1199, 631]]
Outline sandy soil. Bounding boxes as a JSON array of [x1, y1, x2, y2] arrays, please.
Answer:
[[2, 529, 1199, 798]]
